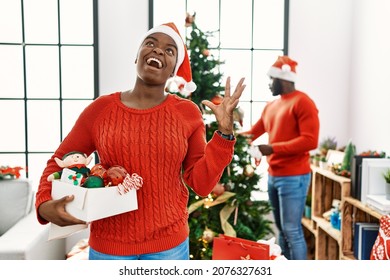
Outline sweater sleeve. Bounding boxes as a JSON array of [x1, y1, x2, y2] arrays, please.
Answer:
[[241, 113, 266, 142], [34, 94, 114, 224], [181, 117, 235, 197]]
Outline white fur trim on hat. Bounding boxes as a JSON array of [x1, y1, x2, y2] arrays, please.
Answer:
[[267, 66, 297, 82]]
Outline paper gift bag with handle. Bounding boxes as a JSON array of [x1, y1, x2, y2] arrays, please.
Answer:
[[212, 234, 270, 260]]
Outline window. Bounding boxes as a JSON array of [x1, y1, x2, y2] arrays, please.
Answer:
[[0, 0, 98, 189], [153, 0, 288, 192]]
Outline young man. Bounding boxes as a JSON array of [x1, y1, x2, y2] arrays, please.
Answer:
[[241, 56, 319, 259]]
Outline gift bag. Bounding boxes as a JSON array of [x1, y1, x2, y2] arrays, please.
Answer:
[[212, 234, 270, 260], [370, 214, 390, 260]]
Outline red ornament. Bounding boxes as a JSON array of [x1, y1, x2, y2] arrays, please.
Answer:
[[107, 165, 128, 186], [212, 183, 225, 196], [90, 163, 109, 185], [211, 95, 223, 105]]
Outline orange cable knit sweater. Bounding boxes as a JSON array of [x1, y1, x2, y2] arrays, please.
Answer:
[[244, 90, 319, 176], [35, 92, 235, 255]]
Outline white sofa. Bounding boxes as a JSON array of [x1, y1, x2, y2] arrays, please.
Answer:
[[0, 179, 66, 260]]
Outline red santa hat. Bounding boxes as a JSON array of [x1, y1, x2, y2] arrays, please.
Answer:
[[139, 22, 197, 92], [267, 55, 298, 82]]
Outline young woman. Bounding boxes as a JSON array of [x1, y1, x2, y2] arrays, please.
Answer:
[[35, 22, 245, 260]]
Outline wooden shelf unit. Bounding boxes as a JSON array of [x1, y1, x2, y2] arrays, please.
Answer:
[[302, 165, 382, 260], [341, 197, 381, 260]]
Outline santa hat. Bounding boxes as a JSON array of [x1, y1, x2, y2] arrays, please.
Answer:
[[267, 55, 298, 83], [139, 22, 197, 92]]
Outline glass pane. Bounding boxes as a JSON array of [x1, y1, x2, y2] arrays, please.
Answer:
[[0, 101, 25, 151], [28, 153, 52, 191], [252, 50, 283, 102], [25, 46, 60, 98], [153, 0, 185, 31], [0, 154, 26, 178], [0, 0, 22, 42], [24, 0, 58, 44], [0, 45, 24, 98], [219, 50, 252, 101], [220, 0, 252, 48], [60, 0, 94, 44], [27, 100, 60, 151], [61, 46, 94, 98], [253, 0, 285, 49], [187, 0, 220, 48], [62, 100, 93, 137]]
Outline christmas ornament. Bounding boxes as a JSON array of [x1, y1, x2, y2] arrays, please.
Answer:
[[90, 163, 109, 186], [243, 164, 255, 177], [248, 145, 262, 166], [212, 182, 225, 196], [82, 175, 105, 188], [185, 12, 195, 27], [202, 227, 215, 243], [106, 165, 128, 186], [211, 94, 223, 105]]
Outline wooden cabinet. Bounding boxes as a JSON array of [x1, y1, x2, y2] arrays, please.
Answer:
[[302, 165, 382, 260]]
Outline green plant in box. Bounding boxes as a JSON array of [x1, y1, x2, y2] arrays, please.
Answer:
[[383, 169, 390, 184], [383, 169, 390, 200]]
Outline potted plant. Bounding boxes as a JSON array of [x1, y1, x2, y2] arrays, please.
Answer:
[[319, 136, 337, 158], [383, 169, 390, 200], [312, 154, 321, 167], [319, 156, 328, 169]]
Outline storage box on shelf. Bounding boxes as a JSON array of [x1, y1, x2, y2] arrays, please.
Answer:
[[341, 197, 381, 260], [302, 165, 383, 260], [302, 165, 351, 260]]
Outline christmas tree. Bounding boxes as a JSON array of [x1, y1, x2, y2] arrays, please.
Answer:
[[167, 13, 273, 260]]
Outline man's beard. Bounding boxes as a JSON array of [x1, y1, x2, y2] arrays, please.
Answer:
[[271, 79, 282, 96]]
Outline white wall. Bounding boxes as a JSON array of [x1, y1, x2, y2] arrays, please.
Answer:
[[98, 0, 390, 156], [98, 0, 149, 95], [290, 0, 390, 155], [289, 0, 353, 149], [349, 0, 390, 155]]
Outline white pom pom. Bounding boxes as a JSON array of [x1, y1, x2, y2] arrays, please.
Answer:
[[281, 64, 291, 72], [184, 81, 197, 92]]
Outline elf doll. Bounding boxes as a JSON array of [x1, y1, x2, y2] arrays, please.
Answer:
[[47, 151, 93, 185]]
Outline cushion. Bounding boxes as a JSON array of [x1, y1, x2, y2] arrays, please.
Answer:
[[370, 214, 390, 260], [0, 180, 32, 236]]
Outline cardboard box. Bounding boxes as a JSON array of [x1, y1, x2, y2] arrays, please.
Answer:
[[48, 180, 138, 240], [366, 194, 390, 215], [52, 180, 138, 221], [361, 158, 390, 203], [351, 155, 381, 200]]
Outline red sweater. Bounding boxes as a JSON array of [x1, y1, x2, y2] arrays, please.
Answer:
[[244, 90, 319, 176], [35, 92, 235, 255]]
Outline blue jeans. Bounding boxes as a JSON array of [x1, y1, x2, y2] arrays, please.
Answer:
[[89, 237, 189, 260], [267, 173, 311, 260]]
